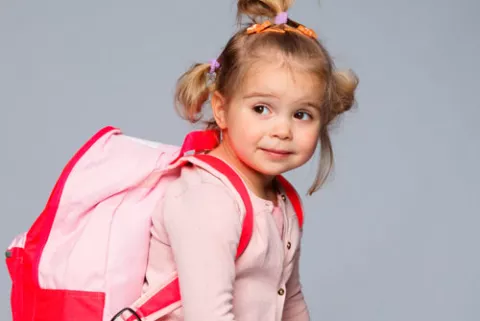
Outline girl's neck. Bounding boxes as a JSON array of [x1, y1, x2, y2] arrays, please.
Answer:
[[207, 136, 278, 203]]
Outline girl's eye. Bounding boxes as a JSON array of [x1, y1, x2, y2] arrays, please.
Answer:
[[253, 105, 270, 115], [294, 111, 312, 120]]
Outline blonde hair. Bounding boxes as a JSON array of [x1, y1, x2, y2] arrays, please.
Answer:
[[174, 0, 359, 195]]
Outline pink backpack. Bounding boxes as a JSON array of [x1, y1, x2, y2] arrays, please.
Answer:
[[5, 126, 304, 321]]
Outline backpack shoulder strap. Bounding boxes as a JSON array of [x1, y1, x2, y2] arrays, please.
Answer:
[[116, 154, 254, 321], [192, 154, 254, 257], [119, 156, 309, 321], [276, 175, 304, 229]]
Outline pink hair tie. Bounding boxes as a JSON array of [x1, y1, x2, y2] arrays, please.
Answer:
[[274, 12, 288, 24], [209, 59, 220, 74]]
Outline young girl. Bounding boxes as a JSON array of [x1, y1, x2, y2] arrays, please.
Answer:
[[145, 0, 358, 320]]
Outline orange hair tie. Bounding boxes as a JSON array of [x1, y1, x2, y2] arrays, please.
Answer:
[[246, 20, 317, 39], [246, 20, 273, 34], [297, 25, 317, 39]]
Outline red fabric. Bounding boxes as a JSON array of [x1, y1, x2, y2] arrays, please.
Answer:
[[6, 247, 25, 321], [32, 288, 105, 321], [6, 247, 105, 321], [125, 278, 180, 321], [276, 175, 304, 228], [170, 130, 220, 164]]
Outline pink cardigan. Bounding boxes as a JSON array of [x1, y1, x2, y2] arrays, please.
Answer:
[[144, 164, 310, 321]]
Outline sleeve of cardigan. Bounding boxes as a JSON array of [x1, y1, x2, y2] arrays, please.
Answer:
[[161, 182, 242, 321]]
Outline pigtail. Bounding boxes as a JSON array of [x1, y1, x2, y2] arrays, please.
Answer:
[[174, 63, 213, 123], [308, 129, 334, 195], [308, 70, 359, 194], [331, 69, 359, 116]]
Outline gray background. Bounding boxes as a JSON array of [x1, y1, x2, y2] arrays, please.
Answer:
[[1, 0, 479, 320]]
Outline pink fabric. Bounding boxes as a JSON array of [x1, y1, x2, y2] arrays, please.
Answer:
[[272, 205, 284, 240], [144, 165, 310, 321]]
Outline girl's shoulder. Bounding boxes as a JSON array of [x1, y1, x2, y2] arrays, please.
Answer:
[[163, 163, 242, 213], [158, 164, 247, 236]]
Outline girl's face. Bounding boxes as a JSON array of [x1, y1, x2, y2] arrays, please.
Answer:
[[212, 58, 323, 178]]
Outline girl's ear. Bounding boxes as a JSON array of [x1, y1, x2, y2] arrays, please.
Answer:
[[211, 91, 228, 129]]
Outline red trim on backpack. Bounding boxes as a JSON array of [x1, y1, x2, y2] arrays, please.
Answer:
[[29, 288, 105, 321], [125, 278, 180, 321]]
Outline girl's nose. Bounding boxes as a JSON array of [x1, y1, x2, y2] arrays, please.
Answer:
[[270, 118, 292, 140]]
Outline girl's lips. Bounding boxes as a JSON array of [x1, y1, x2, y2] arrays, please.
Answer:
[[260, 148, 293, 156]]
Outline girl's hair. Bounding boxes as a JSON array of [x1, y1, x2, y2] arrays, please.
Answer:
[[174, 0, 359, 195]]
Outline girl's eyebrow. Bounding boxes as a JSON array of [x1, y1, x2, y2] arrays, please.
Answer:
[[304, 101, 322, 110], [243, 91, 278, 99], [244, 92, 321, 109]]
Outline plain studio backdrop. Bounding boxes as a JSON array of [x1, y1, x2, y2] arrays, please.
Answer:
[[1, 0, 479, 320]]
